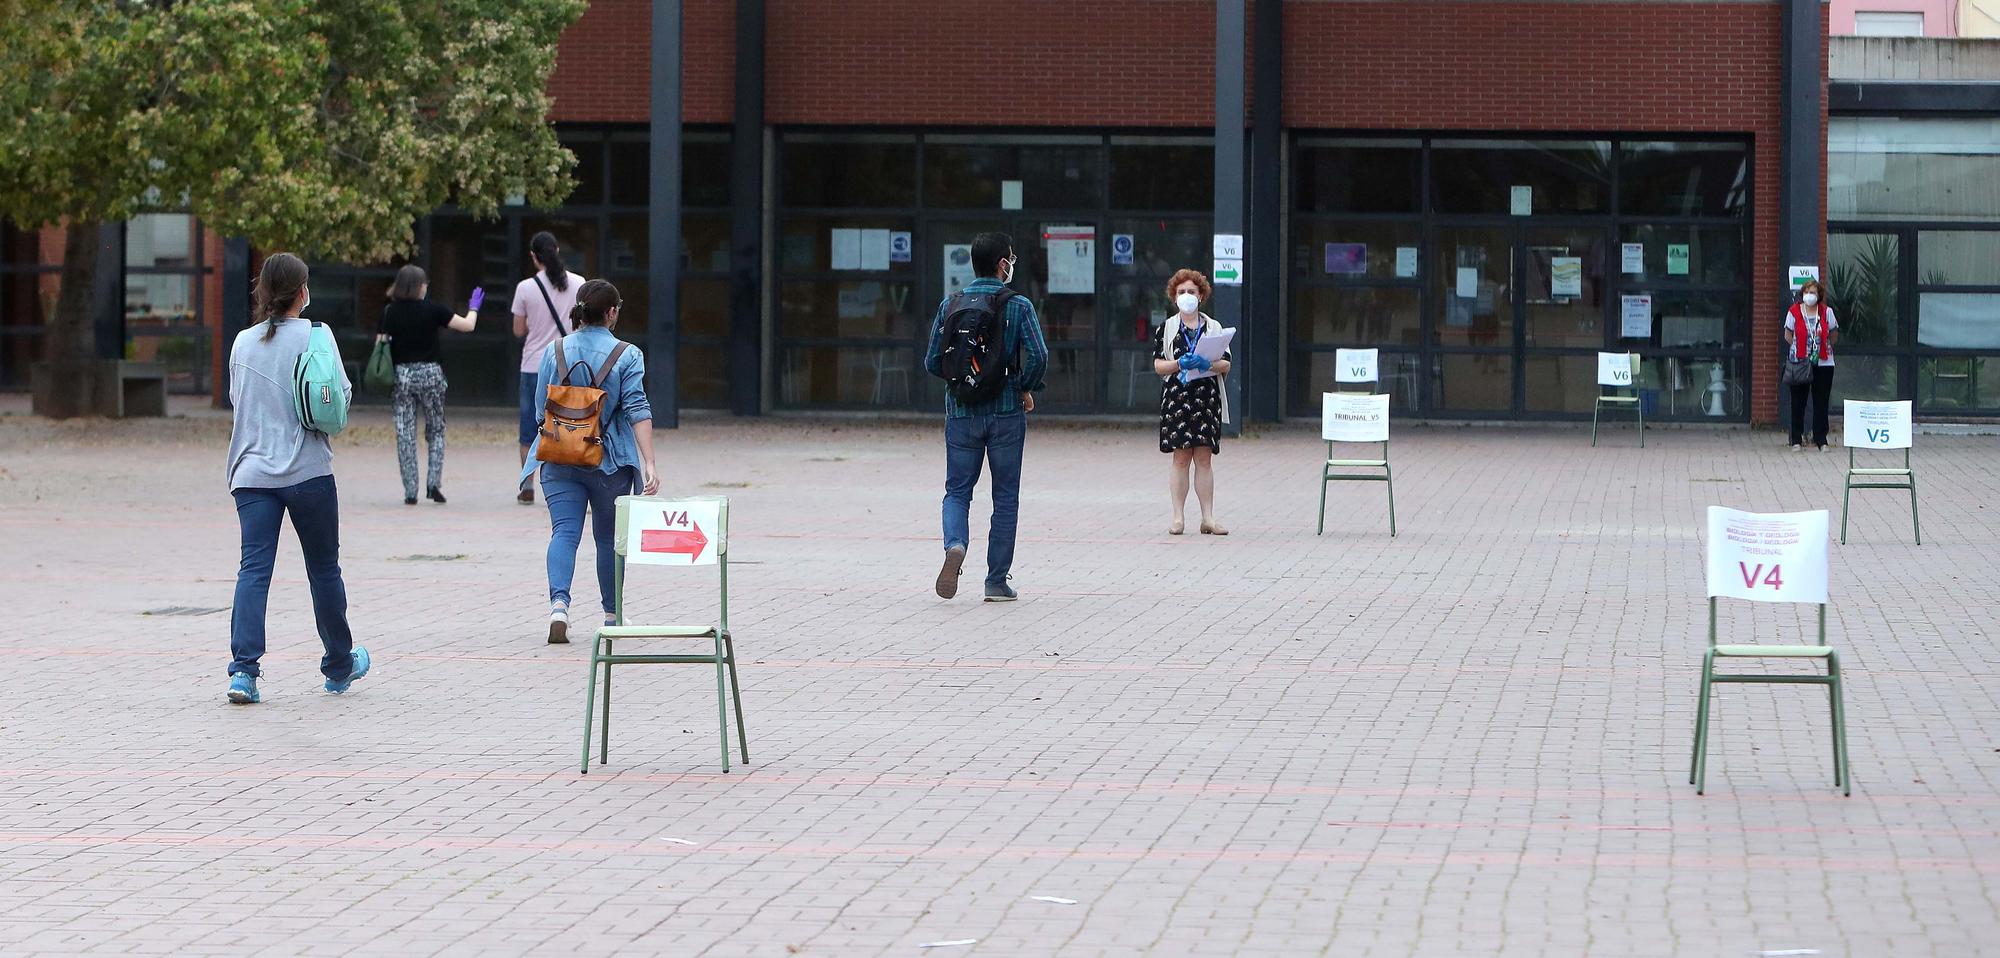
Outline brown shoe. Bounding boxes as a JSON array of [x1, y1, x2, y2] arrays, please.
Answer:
[[935, 546, 965, 599], [518, 487, 535, 505]]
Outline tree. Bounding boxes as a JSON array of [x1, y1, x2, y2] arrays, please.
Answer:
[[0, 0, 585, 417]]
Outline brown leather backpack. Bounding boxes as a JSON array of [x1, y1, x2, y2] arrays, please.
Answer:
[[536, 338, 630, 468]]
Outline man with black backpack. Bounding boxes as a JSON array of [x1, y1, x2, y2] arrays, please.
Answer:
[[923, 232, 1049, 602]]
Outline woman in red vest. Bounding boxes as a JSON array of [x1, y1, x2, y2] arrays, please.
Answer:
[[1783, 279, 1839, 451]]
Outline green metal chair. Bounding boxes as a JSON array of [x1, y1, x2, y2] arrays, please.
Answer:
[[1690, 508, 1849, 797], [1591, 351, 1644, 448], [1841, 442, 1920, 547], [1317, 392, 1395, 537], [582, 495, 748, 773]]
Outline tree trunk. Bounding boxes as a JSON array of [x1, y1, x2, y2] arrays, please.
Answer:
[[31, 222, 106, 418]]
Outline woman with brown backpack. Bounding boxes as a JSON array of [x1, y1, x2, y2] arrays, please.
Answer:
[[517, 279, 660, 644]]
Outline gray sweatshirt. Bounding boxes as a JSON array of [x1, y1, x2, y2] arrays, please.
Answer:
[[226, 318, 350, 490]]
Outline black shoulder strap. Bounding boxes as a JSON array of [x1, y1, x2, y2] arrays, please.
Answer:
[[533, 275, 569, 335]]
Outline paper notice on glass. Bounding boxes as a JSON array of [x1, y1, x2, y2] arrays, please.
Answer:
[[859, 229, 891, 271], [1667, 243, 1690, 275], [1046, 225, 1095, 294], [1510, 185, 1532, 216], [1621, 243, 1645, 274], [1455, 267, 1479, 299], [942, 245, 974, 295], [1179, 326, 1235, 382], [1704, 506, 1829, 605], [1550, 257, 1583, 297], [888, 231, 912, 263], [1001, 180, 1023, 210], [1395, 246, 1418, 278], [1620, 294, 1653, 338], [830, 229, 860, 270]]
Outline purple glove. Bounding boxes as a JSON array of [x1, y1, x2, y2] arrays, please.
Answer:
[[468, 287, 486, 312]]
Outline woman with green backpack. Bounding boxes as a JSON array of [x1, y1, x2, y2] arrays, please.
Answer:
[[222, 252, 370, 705]]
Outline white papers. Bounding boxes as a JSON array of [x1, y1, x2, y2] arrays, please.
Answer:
[[830, 229, 860, 270], [1597, 351, 1636, 387], [1046, 225, 1094, 295], [1334, 348, 1379, 383], [1842, 400, 1912, 449], [1322, 392, 1390, 443], [1001, 180, 1023, 209], [1455, 267, 1479, 299], [943, 244, 974, 295], [859, 229, 890, 271], [1395, 246, 1418, 278], [1704, 507, 1829, 605], [1621, 243, 1645, 274], [1620, 294, 1653, 338], [1550, 256, 1582, 297], [1180, 326, 1235, 382], [1510, 185, 1532, 216]]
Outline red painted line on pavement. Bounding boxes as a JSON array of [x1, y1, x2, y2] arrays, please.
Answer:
[[0, 831, 1993, 873]]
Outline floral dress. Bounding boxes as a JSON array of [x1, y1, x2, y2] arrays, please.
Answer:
[[1155, 319, 1229, 454]]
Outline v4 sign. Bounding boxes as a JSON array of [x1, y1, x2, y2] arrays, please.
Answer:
[[622, 497, 725, 567], [1704, 506, 1827, 604]]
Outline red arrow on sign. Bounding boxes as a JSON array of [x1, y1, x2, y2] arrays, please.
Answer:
[[640, 521, 707, 560]]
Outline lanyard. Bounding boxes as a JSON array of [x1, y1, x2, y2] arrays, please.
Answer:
[[1180, 322, 1204, 355]]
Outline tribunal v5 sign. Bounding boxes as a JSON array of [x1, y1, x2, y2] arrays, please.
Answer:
[[1704, 507, 1828, 605], [1843, 400, 1912, 449]]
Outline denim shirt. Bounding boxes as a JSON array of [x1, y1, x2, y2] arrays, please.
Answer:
[[518, 326, 652, 484], [923, 278, 1049, 418]]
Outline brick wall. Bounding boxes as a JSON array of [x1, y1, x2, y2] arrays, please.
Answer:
[[548, 0, 734, 123]]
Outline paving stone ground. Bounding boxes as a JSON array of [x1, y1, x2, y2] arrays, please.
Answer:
[[2, 401, 1997, 957]]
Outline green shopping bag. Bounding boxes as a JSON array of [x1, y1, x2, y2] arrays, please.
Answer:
[[365, 337, 395, 392]]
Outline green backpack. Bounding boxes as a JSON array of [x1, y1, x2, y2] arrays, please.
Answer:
[[293, 321, 350, 436]]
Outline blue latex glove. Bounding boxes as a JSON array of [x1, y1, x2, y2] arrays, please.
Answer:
[[1188, 353, 1213, 373], [1177, 352, 1200, 371]]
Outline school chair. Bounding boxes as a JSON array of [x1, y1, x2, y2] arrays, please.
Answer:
[[1690, 509, 1849, 797], [1592, 351, 1644, 448], [1317, 391, 1395, 537], [581, 495, 749, 773]]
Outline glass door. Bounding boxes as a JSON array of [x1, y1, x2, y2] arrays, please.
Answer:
[[1015, 217, 1103, 410], [1430, 223, 1610, 416], [1431, 226, 1516, 414], [1521, 226, 1610, 416]]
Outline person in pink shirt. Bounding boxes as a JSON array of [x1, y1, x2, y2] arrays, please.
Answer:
[[510, 232, 588, 503]]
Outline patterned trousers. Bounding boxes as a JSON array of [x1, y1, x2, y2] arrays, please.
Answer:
[[392, 362, 448, 499]]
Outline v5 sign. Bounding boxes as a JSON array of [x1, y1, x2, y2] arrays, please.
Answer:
[[1704, 507, 1827, 605], [1842, 400, 1912, 450]]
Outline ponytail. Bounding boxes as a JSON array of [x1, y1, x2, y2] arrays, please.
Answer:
[[570, 279, 621, 327], [252, 253, 309, 342], [529, 231, 568, 292]]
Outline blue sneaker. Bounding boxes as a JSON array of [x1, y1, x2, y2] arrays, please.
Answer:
[[324, 647, 371, 694], [227, 673, 259, 704]]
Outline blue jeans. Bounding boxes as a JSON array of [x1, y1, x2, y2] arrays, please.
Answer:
[[518, 371, 539, 448], [229, 475, 355, 680], [942, 411, 1027, 587], [542, 464, 637, 613]]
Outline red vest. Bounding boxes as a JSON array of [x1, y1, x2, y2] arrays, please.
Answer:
[[1790, 305, 1831, 362]]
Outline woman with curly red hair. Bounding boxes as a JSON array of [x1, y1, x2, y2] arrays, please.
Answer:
[[1151, 268, 1231, 535]]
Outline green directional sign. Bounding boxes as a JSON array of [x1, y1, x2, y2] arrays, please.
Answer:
[[1213, 258, 1243, 285]]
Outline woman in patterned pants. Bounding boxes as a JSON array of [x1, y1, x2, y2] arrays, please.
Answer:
[[380, 266, 479, 504]]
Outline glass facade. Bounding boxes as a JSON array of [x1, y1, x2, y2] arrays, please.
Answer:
[[1292, 136, 1752, 420], [1829, 117, 2000, 415], [124, 214, 213, 394], [306, 127, 734, 407], [775, 132, 1214, 412], [0, 222, 57, 391]]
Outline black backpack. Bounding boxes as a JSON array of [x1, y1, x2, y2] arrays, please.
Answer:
[[935, 288, 1018, 405]]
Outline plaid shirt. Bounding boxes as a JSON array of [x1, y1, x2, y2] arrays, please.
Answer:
[[923, 279, 1049, 419]]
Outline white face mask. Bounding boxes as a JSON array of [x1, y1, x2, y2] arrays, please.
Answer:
[[1002, 257, 1018, 285], [1176, 293, 1200, 315], [297, 288, 310, 314], [1802, 293, 1819, 306]]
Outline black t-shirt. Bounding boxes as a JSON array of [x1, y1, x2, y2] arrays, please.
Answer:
[[381, 299, 453, 365]]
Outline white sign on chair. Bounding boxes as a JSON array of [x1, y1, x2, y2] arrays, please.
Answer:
[[1322, 392, 1389, 443], [1334, 348, 1379, 384], [622, 497, 725, 567], [1597, 352, 1636, 387], [1842, 400, 1912, 450], [1704, 507, 1828, 605]]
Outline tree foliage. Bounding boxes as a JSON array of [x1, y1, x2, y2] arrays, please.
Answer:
[[0, 0, 586, 263]]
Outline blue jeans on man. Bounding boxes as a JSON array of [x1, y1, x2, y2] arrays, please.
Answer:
[[541, 464, 638, 613], [229, 475, 356, 681], [942, 410, 1027, 591]]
